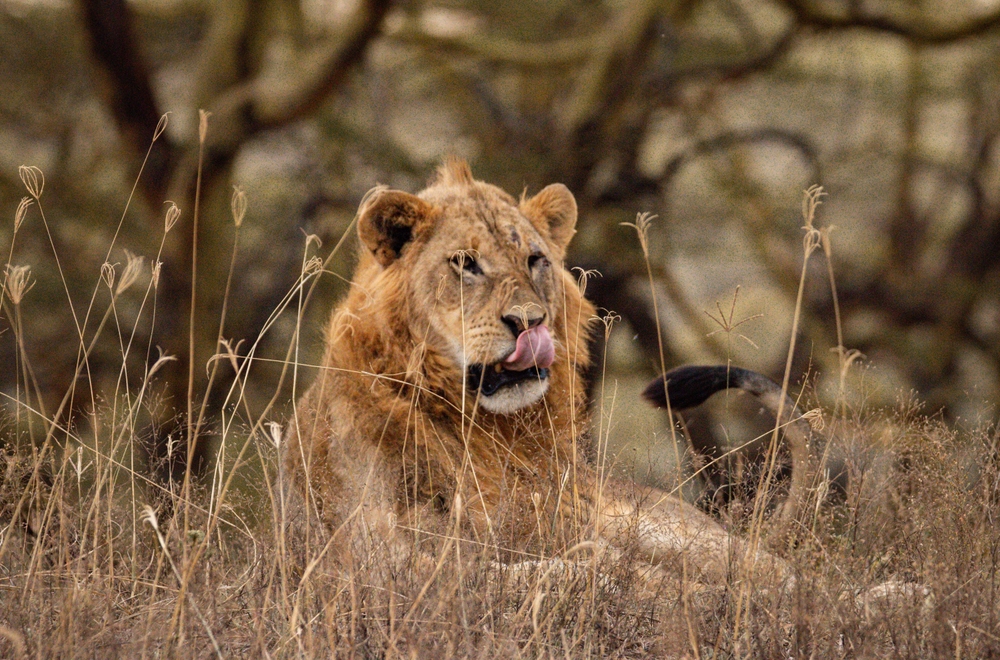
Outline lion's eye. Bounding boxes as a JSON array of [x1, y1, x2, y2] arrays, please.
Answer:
[[528, 253, 549, 270], [450, 253, 483, 276]]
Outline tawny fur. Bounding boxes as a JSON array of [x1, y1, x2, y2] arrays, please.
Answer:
[[283, 159, 787, 583]]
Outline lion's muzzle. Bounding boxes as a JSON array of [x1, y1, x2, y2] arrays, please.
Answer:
[[466, 325, 555, 399]]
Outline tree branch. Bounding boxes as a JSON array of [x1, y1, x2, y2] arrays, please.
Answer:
[[670, 21, 800, 84], [253, 0, 393, 129], [198, 0, 391, 158], [782, 0, 1000, 44], [943, 120, 1000, 282], [386, 22, 593, 68], [660, 128, 821, 195], [79, 0, 173, 200], [558, 0, 665, 191]]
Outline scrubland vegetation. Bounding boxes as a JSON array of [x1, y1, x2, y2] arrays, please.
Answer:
[[5, 1, 1000, 655], [3, 166, 1000, 659]]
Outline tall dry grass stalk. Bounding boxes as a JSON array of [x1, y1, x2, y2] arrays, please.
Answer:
[[727, 185, 827, 647], [1, 154, 999, 659]]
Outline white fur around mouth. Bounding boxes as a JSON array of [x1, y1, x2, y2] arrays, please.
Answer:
[[467, 364, 550, 414]]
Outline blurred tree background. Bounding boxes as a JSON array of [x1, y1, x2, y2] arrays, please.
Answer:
[[2, 0, 1000, 484]]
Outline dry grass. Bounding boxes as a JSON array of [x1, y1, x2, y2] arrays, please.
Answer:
[[3, 154, 1000, 658]]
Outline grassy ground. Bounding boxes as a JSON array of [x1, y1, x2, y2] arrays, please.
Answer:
[[3, 379, 1000, 658], [2, 169, 1000, 658]]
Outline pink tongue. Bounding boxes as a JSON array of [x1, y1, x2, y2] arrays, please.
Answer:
[[503, 325, 555, 371]]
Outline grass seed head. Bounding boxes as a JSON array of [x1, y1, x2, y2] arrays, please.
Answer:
[[164, 202, 181, 234], [141, 505, 159, 533], [198, 109, 211, 144], [572, 267, 600, 297], [116, 250, 145, 296], [599, 310, 621, 340], [147, 347, 177, 379], [231, 185, 247, 228], [268, 421, 282, 450], [151, 260, 162, 289], [303, 256, 323, 277], [5, 265, 34, 305], [802, 408, 825, 432], [101, 262, 116, 292], [801, 185, 825, 255], [18, 165, 44, 199], [802, 184, 826, 229], [621, 212, 657, 258], [153, 113, 169, 141], [14, 197, 32, 232]]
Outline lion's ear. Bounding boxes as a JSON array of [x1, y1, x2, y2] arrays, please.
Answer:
[[357, 188, 435, 267], [521, 183, 577, 256]]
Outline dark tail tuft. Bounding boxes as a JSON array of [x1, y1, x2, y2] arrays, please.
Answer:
[[641, 365, 755, 410], [643, 363, 819, 524]]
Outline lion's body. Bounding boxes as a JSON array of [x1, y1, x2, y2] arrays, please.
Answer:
[[283, 160, 786, 581]]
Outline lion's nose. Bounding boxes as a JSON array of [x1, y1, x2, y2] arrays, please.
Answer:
[[502, 310, 546, 336]]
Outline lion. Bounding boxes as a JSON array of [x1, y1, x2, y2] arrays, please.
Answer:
[[281, 158, 816, 585]]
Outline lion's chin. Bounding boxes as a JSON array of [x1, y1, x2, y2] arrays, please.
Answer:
[[467, 364, 551, 415], [476, 378, 550, 414]]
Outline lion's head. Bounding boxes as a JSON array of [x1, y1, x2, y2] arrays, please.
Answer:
[[355, 159, 582, 415]]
